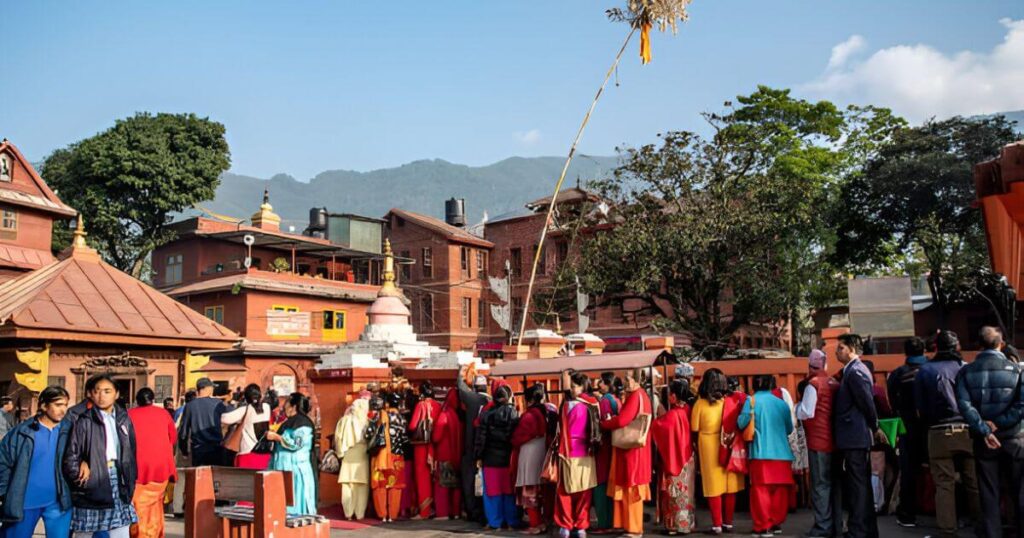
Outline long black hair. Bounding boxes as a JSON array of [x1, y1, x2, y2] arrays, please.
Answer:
[[280, 392, 313, 432], [243, 384, 263, 409], [524, 383, 545, 406], [698, 368, 727, 403]]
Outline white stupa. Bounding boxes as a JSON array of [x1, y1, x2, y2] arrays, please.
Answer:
[[316, 239, 487, 371]]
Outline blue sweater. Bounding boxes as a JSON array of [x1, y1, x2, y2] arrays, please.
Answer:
[[737, 391, 794, 461]]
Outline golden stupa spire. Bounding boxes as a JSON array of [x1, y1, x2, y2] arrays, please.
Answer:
[[72, 215, 88, 248], [68, 215, 100, 261], [378, 238, 402, 297]]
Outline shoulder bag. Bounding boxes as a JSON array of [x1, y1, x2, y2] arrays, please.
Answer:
[[222, 405, 249, 453], [319, 434, 341, 474], [611, 391, 652, 449], [742, 396, 756, 442]]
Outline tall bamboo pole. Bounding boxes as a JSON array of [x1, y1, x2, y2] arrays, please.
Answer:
[[516, 26, 638, 346]]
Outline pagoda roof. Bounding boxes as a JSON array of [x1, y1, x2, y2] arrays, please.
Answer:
[[0, 236, 238, 348]]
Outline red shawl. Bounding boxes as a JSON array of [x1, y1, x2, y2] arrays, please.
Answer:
[[600, 388, 653, 488], [722, 391, 748, 435], [431, 388, 463, 465], [651, 404, 692, 476]]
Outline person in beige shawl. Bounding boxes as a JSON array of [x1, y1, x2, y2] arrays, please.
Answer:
[[335, 396, 370, 520]]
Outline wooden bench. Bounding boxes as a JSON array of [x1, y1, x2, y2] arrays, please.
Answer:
[[184, 466, 330, 538]]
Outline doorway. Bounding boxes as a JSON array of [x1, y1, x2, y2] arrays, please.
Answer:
[[114, 378, 134, 408]]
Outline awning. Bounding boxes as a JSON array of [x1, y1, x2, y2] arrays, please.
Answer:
[[490, 349, 677, 377]]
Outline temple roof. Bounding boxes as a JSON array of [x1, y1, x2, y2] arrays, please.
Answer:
[[0, 227, 237, 347]]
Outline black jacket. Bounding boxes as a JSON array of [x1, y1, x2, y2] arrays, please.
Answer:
[[62, 406, 137, 509], [475, 403, 519, 468], [914, 351, 966, 427], [887, 355, 927, 433], [956, 349, 1024, 439]]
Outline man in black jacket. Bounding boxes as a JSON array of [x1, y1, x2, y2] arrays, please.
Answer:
[[458, 366, 491, 525], [62, 374, 138, 538], [914, 330, 980, 536], [177, 377, 227, 466], [956, 326, 1024, 538], [887, 336, 928, 527], [833, 333, 883, 538]]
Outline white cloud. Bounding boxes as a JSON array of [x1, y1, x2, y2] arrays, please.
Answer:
[[827, 35, 866, 70], [804, 19, 1024, 122], [514, 129, 541, 145]]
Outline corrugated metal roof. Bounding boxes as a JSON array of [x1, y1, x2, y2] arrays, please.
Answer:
[[490, 349, 676, 377], [0, 244, 55, 270], [0, 250, 238, 344], [166, 272, 380, 302]]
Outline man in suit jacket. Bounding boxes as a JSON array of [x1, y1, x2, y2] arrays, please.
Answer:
[[833, 333, 884, 538]]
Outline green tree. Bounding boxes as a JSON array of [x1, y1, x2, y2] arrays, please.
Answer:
[[573, 87, 899, 354], [41, 112, 230, 277], [832, 116, 1018, 323]]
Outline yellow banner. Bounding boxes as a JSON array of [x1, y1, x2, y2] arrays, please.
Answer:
[[15, 344, 49, 393], [184, 352, 210, 391]]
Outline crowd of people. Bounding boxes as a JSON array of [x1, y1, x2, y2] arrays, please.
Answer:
[[0, 325, 1022, 538], [0, 375, 312, 538]]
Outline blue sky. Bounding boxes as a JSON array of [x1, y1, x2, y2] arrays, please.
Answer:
[[3, 1, 1022, 180]]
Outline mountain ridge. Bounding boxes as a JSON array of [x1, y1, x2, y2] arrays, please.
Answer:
[[199, 155, 620, 230]]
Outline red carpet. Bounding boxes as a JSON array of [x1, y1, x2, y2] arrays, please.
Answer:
[[319, 504, 382, 529]]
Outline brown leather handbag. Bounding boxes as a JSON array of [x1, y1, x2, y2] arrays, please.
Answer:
[[611, 391, 651, 449], [222, 406, 249, 453]]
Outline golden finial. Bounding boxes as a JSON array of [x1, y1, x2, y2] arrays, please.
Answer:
[[378, 238, 401, 297], [72, 215, 88, 248]]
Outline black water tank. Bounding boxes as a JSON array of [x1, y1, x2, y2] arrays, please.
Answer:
[[445, 198, 466, 227], [309, 207, 327, 230]]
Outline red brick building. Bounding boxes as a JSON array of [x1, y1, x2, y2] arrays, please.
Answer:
[[0, 140, 77, 282], [384, 205, 493, 351], [482, 187, 790, 351], [153, 194, 387, 395]]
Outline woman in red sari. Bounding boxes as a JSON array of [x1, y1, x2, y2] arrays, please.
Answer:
[[431, 388, 463, 519], [408, 382, 441, 519], [652, 380, 695, 535], [600, 369, 653, 538]]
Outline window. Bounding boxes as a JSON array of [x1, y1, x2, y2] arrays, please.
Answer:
[[462, 297, 472, 328], [512, 297, 524, 329], [510, 248, 522, 278], [400, 250, 411, 281], [460, 247, 470, 275], [272, 305, 299, 312], [0, 154, 10, 182], [422, 247, 433, 278], [204, 305, 224, 325], [478, 298, 486, 329], [556, 241, 569, 266], [533, 244, 546, 276], [0, 209, 16, 232], [47, 375, 65, 388], [421, 294, 434, 330], [477, 251, 486, 279], [165, 254, 183, 285], [154, 375, 173, 402], [323, 309, 348, 341]]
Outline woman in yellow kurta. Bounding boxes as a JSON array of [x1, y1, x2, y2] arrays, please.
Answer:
[[692, 368, 744, 533]]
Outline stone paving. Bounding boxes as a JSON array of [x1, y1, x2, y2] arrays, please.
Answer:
[[152, 509, 939, 538]]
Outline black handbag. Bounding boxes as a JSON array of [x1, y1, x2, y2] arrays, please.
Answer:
[[437, 461, 460, 488], [367, 421, 387, 456], [250, 422, 274, 454]]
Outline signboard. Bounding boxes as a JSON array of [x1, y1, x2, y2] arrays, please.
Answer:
[[848, 277, 915, 338], [266, 310, 311, 337], [272, 375, 296, 395]]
